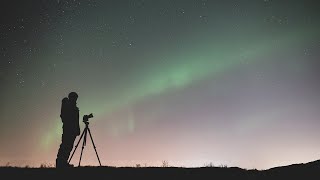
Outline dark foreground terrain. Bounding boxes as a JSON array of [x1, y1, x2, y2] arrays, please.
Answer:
[[1, 160, 320, 180]]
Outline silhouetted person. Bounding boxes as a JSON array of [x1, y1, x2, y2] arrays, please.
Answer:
[[56, 92, 80, 168]]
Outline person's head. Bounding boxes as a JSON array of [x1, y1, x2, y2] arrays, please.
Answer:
[[68, 92, 78, 104]]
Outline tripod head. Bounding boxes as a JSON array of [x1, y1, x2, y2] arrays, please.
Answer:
[[83, 113, 93, 125]]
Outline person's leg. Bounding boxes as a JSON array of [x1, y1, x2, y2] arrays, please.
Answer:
[[56, 133, 68, 168], [65, 135, 77, 165]]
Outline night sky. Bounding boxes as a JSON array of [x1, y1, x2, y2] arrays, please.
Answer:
[[1, 0, 320, 169]]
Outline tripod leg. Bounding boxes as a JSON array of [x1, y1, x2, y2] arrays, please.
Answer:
[[78, 128, 87, 167], [68, 129, 85, 163], [87, 128, 102, 166]]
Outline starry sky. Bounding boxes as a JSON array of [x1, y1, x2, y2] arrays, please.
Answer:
[[1, 0, 320, 169]]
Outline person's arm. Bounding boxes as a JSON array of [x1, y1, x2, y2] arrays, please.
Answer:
[[76, 107, 80, 135]]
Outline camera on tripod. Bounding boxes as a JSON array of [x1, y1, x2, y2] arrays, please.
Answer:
[[83, 113, 93, 122], [69, 112, 101, 166]]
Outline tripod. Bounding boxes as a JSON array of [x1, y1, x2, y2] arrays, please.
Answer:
[[68, 121, 102, 167]]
